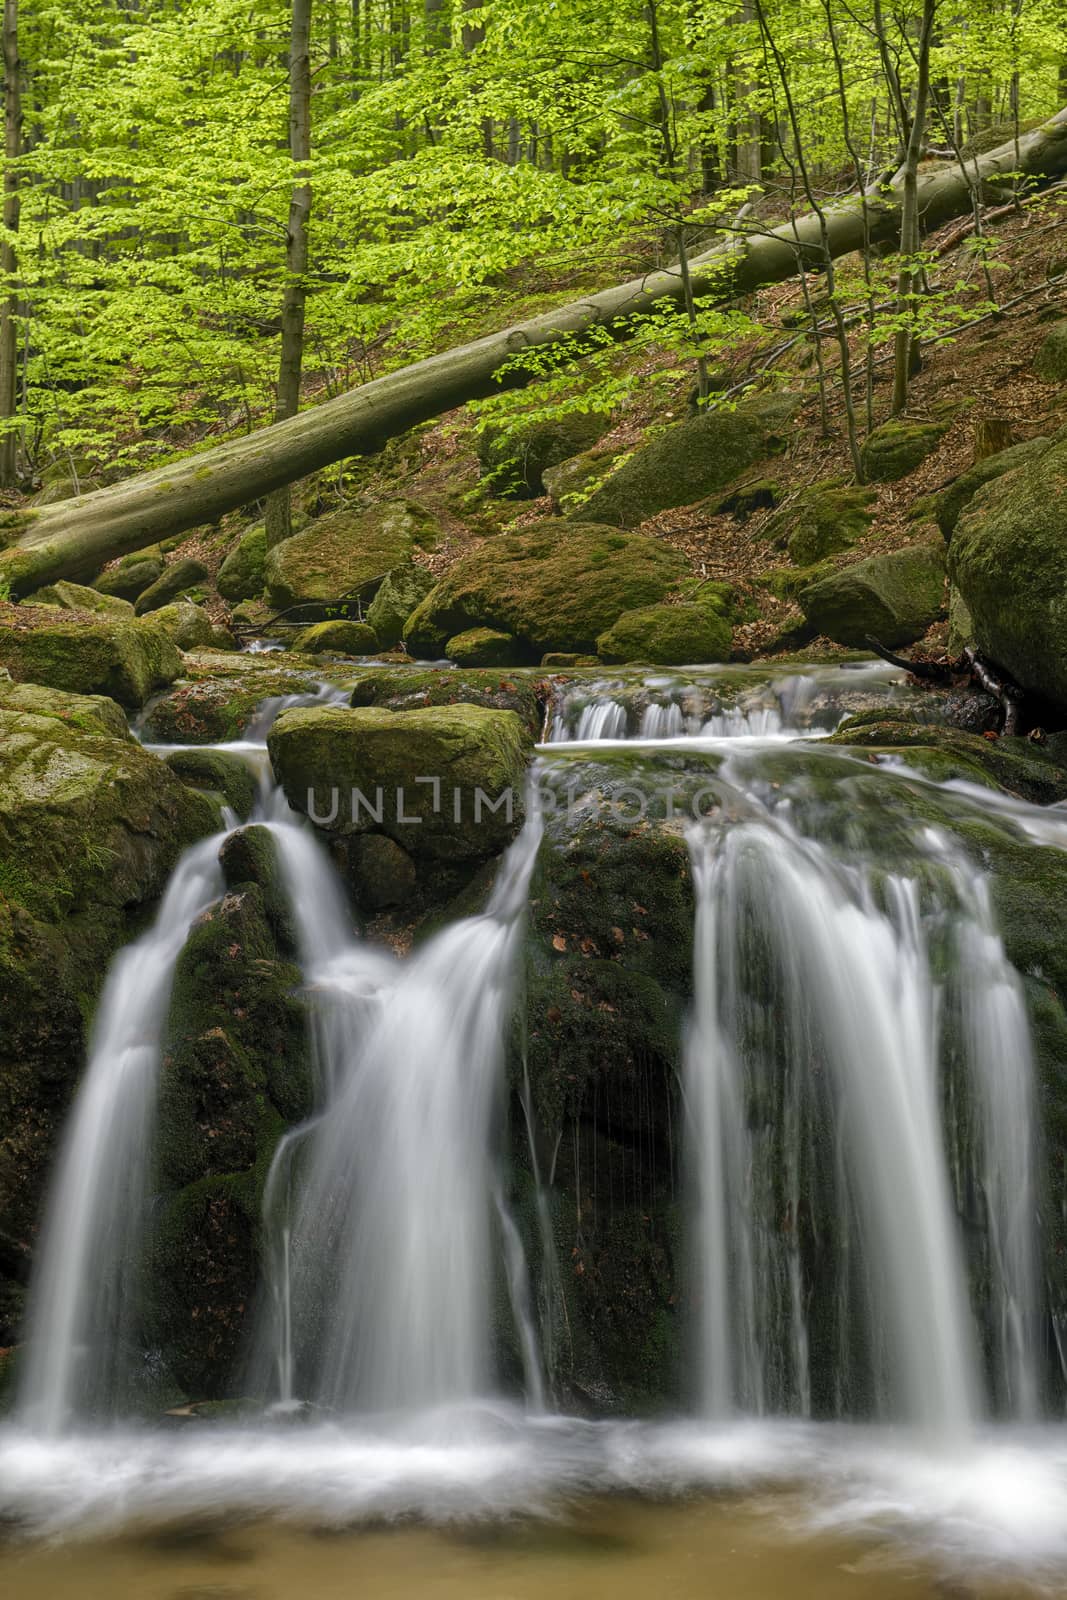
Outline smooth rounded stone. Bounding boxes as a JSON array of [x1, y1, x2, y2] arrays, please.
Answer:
[[478, 407, 610, 498], [218, 823, 295, 947], [404, 521, 687, 658], [134, 557, 210, 615], [0, 679, 128, 739], [577, 391, 800, 527], [349, 832, 418, 909], [293, 619, 379, 655], [1034, 321, 1067, 382], [149, 600, 216, 651], [597, 602, 732, 665], [446, 626, 518, 667], [216, 524, 267, 602], [267, 702, 531, 861], [541, 652, 600, 668], [93, 556, 163, 602], [763, 480, 875, 565], [0, 613, 183, 706], [164, 748, 259, 820], [349, 667, 543, 737], [936, 436, 1049, 539], [799, 543, 945, 648], [264, 500, 438, 616], [24, 580, 135, 619], [365, 561, 436, 650], [949, 437, 1067, 709], [860, 419, 948, 482]]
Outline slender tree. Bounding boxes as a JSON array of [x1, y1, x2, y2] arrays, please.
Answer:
[[0, 0, 20, 489]]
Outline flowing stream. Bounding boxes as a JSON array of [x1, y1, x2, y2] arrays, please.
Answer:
[[4, 659, 1067, 1590]]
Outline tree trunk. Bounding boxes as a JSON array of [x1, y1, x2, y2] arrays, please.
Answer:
[[264, 0, 314, 548], [2, 110, 1066, 597], [0, 0, 20, 490], [891, 0, 936, 415]]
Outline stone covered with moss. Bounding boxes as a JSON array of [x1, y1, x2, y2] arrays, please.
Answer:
[[828, 711, 1067, 803], [163, 748, 259, 819], [0, 678, 128, 739], [216, 524, 267, 602], [597, 601, 732, 665], [948, 437, 1067, 709], [577, 391, 800, 527], [936, 436, 1049, 539], [800, 541, 945, 647], [25, 580, 135, 619], [142, 663, 324, 743], [765, 480, 875, 564], [860, 418, 947, 481], [365, 561, 436, 650], [446, 626, 518, 666], [541, 443, 623, 514], [0, 611, 183, 706], [349, 665, 543, 736], [478, 407, 610, 497], [264, 500, 438, 615], [293, 619, 379, 655], [148, 599, 216, 651], [0, 713, 217, 1345], [134, 556, 210, 614], [405, 521, 686, 658], [1033, 321, 1067, 383], [92, 555, 164, 603], [268, 702, 531, 862]]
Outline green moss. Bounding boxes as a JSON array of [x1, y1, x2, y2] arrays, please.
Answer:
[[93, 556, 163, 602], [0, 679, 128, 738], [349, 665, 543, 735], [800, 541, 945, 647], [478, 407, 610, 498], [860, 418, 948, 482], [0, 615, 182, 706], [134, 557, 210, 616], [217, 524, 267, 603], [265, 500, 439, 615], [764, 479, 875, 564], [293, 618, 379, 655], [163, 748, 259, 819], [25, 580, 135, 619], [365, 562, 436, 649], [446, 626, 518, 666], [1034, 321, 1067, 382], [936, 437, 1049, 539], [597, 602, 732, 665]]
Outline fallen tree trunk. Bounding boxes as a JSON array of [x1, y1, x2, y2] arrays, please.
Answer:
[[2, 109, 1066, 598]]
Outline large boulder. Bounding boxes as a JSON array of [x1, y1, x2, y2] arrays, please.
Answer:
[[0, 713, 217, 1340], [348, 666, 543, 737], [764, 480, 875, 565], [577, 392, 800, 527], [293, 619, 379, 655], [597, 602, 732, 665], [1034, 321, 1067, 383], [542, 444, 623, 514], [0, 610, 183, 706], [134, 557, 210, 615], [0, 678, 128, 739], [478, 408, 610, 498], [142, 664, 322, 744], [948, 437, 1067, 707], [264, 501, 437, 615], [149, 600, 217, 651], [365, 562, 436, 649], [93, 555, 164, 603], [268, 703, 531, 861], [24, 580, 135, 620], [799, 543, 945, 647], [163, 748, 259, 819], [860, 418, 947, 482], [404, 522, 686, 658], [445, 627, 518, 666], [216, 525, 267, 602], [936, 437, 1050, 539]]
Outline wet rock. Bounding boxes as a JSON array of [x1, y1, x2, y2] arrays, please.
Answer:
[[149, 600, 217, 651], [799, 542, 945, 648], [446, 626, 518, 667], [349, 832, 418, 909], [142, 666, 321, 743], [597, 602, 732, 665], [348, 665, 543, 737], [164, 748, 259, 820], [264, 501, 438, 616], [0, 612, 183, 705], [134, 557, 210, 615], [292, 619, 378, 655]]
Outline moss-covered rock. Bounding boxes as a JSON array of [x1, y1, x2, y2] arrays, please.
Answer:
[[478, 408, 610, 497], [365, 562, 436, 650], [405, 521, 687, 658], [142, 665, 322, 743], [268, 702, 531, 861], [0, 714, 217, 1339], [216, 524, 267, 602], [163, 748, 259, 819], [799, 542, 945, 647], [828, 712, 1067, 803], [349, 665, 543, 736], [149, 600, 216, 651], [765, 480, 875, 564], [293, 619, 379, 655], [541, 652, 600, 667], [264, 500, 438, 615], [446, 626, 518, 666], [0, 679, 128, 739], [948, 437, 1067, 708], [936, 437, 1050, 540], [25, 580, 135, 619], [0, 610, 183, 705], [860, 418, 947, 481], [1033, 321, 1067, 383], [542, 443, 623, 514], [349, 832, 418, 910], [597, 602, 732, 665], [134, 557, 210, 615], [578, 391, 801, 527], [93, 556, 163, 603], [947, 585, 975, 654]]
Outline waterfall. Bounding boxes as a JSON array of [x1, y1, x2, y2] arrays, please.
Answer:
[[259, 804, 545, 1413], [19, 829, 231, 1433]]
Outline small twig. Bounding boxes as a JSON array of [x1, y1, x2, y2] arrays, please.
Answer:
[[964, 645, 1022, 736], [865, 634, 954, 681]]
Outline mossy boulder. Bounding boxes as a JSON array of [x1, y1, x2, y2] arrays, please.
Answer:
[[163, 748, 259, 819], [860, 418, 947, 481], [142, 667, 320, 744], [597, 603, 732, 665], [349, 833, 418, 910], [134, 557, 210, 615], [0, 679, 128, 739], [264, 501, 438, 616], [947, 585, 975, 654], [365, 562, 436, 650], [577, 392, 801, 527], [404, 521, 687, 658], [216, 524, 267, 602], [765, 480, 875, 564], [478, 408, 610, 498], [446, 627, 518, 666], [1034, 322, 1067, 383], [542, 444, 623, 514], [293, 619, 379, 655], [93, 556, 163, 603], [149, 600, 216, 651], [0, 611, 183, 706], [24, 580, 135, 620], [268, 703, 531, 861], [799, 542, 945, 647], [936, 437, 1050, 539], [828, 712, 1067, 804], [349, 666, 543, 737], [948, 437, 1067, 708], [0, 713, 217, 1336]]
